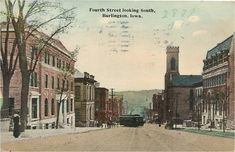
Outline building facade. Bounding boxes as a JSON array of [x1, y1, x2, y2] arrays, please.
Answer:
[[95, 87, 109, 125], [74, 71, 96, 127], [192, 82, 203, 123], [152, 91, 164, 123], [202, 34, 235, 129], [0, 26, 75, 129], [111, 95, 124, 122]]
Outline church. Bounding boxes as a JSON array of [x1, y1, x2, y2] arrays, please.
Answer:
[[164, 46, 202, 123]]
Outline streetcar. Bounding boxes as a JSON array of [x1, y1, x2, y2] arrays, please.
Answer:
[[119, 114, 144, 127]]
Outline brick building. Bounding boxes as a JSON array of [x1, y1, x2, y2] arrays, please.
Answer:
[[192, 82, 203, 123], [74, 71, 96, 127], [164, 46, 202, 123], [152, 91, 164, 122], [0, 25, 75, 129], [95, 87, 109, 125], [202, 34, 235, 129], [111, 95, 124, 122]]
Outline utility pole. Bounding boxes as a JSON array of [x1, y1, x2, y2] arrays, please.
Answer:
[[111, 88, 114, 121]]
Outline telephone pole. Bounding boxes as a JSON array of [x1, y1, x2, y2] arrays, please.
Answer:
[[111, 88, 114, 121]]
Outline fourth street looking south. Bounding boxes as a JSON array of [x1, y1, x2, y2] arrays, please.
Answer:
[[0, 1, 235, 152]]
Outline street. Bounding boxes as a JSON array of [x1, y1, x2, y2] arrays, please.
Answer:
[[1, 124, 234, 151]]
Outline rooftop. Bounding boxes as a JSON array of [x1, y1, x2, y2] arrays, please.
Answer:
[[171, 75, 202, 87], [206, 35, 233, 59]]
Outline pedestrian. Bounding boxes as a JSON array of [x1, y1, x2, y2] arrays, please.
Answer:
[[13, 114, 20, 138]]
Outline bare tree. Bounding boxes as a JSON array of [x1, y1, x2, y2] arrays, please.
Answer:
[[216, 92, 227, 132], [55, 49, 78, 129], [0, 20, 19, 117], [3, 0, 76, 132]]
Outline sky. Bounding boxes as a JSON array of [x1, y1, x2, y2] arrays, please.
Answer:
[[1, 0, 235, 91]]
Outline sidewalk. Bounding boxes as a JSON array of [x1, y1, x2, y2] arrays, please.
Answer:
[[1, 127, 105, 144], [175, 126, 235, 139]]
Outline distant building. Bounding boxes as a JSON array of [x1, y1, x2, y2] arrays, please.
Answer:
[[192, 82, 203, 123], [111, 95, 124, 122], [164, 46, 202, 123], [152, 91, 164, 122], [0, 24, 75, 129], [95, 87, 109, 125], [74, 71, 96, 127], [202, 34, 235, 129]]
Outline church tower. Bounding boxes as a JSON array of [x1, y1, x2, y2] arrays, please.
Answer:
[[165, 46, 180, 89]]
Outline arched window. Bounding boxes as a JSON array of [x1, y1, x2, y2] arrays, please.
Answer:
[[90, 106, 92, 120], [51, 99, 55, 115], [170, 58, 176, 70], [45, 98, 48, 116]]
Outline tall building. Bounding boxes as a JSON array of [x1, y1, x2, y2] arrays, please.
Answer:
[[95, 87, 109, 125], [0, 24, 75, 129], [74, 71, 96, 127], [152, 91, 164, 122], [202, 34, 234, 129], [164, 46, 202, 123], [111, 95, 124, 122]]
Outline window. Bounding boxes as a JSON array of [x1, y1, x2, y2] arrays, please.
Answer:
[[62, 79, 65, 89], [90, 106, 92, 120], [30, 46, 37, 59], [71, 82, 74, 91], [67, 99, 69, 113], [66, 63, 70, 71], [90, 86, 92, 100], [30, 72, 37, 87], [47, 54, 50, 65], [52, 56, 55, 67], [62, 100, 64, 114], [44, 98, 48, 116], [62, 61, 65, 70], [51, 99, 55, 115], [66, 80, 69, 90], [57, 77, 60, 89], [45, 74, 48, 88], [34, 72, 38, 87], [57, 58, 61, 68], [70, 99, 73, 111], [75, 86, 81, 101], [32, 98, 38, 118], [170, 58, 176, 70], [67, 118, 69, 124], [44, 51, 48, 64], [51, 76, 54, 89]]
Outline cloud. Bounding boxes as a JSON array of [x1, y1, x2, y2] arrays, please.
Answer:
[[188, 15, 200, 22], [192, 30, 208, 37], [173, 20, 184, 29]]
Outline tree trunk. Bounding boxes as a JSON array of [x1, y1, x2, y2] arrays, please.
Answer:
[[2, 74, 10, 117], [56, 101, 61, 129], [17, 32, 30, 132], [20, 70, 30, 132]]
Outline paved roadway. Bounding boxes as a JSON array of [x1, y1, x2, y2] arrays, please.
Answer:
[[1, 124, 234, 151]]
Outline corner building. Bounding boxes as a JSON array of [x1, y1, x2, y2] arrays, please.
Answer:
[[202, 34, 235, 129], [0, 26, 75, 129]]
